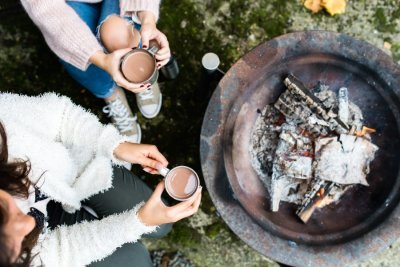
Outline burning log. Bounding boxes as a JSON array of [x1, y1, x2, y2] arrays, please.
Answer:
[[274, 85, 331, 136], [355, 126, 376, 137], [296, 180, 334, 223], [283, 75, 350, 133]]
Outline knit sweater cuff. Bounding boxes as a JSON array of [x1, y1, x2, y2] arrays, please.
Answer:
[[67, 42, 103, 71], [128, 201, 159, 234], [120, 0, 161, 21], [98, 124, 132, 166]]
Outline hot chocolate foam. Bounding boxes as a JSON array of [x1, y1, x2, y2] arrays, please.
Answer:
[[121, 51, 155, 83], [166, 167, 198, 199]]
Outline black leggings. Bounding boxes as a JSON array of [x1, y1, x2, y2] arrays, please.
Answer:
[[47, 166, 172, 267]]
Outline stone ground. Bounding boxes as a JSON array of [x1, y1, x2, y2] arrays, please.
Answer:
[[1, 0, 400, 266]]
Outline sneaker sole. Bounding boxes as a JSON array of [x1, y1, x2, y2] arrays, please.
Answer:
[[124, 121, 142, 144], [136, 122, 142, 143], [138, 93, 162, 119]]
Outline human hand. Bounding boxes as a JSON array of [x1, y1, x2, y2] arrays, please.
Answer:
[[137, 11, 171, 68], [113, 142, 168, 174], [138, 181, 202, 226], [89, 50, 147, 93]]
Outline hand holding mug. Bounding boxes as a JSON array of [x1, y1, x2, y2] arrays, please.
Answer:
[[140, 25, 171, 68], [119, 46, 160, 91], [138, 180, 202, 226], [113, 142, 168, 172], [137, 10, 171, 68], [158, 166, 201, 201], [89, 49, 145, 93]]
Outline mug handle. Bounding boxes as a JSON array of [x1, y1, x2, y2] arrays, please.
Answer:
[[158, 167, 170, 177], [147, 45, 159, 56]]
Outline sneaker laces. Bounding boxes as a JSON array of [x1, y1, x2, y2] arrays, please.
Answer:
[[102, 98, 137, 133], [138, 88, 154, 100]]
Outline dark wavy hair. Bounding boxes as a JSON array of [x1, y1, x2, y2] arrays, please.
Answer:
[[0, 122, 41, 267]]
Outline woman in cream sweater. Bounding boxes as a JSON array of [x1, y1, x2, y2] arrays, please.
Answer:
[[21, 0, 171, 143], [0, 93, 201, 266]]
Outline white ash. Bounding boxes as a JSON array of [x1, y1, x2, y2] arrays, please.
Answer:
[[338, 87, 350, 123], [250, 106, 281, 189], [270, 123, 314, 210], [280, 155, 313, 180], [315, 134, 378, 186], [271, 176, 309, 211], [250, 83, 378, 213]]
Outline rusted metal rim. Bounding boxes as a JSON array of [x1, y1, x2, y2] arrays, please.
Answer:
[[200, 31, 400, 266]]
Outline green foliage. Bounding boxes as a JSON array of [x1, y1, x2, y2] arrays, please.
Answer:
[[205, 221, 225, 239], [374, 6, 400, 34], [391, 43, 400, 62], [166, 221, 202, 248]]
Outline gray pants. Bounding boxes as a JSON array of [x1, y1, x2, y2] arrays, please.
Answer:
[[47, 166, 172, 267]]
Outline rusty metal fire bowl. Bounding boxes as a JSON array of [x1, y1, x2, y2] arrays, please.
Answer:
[[200, 31, 400, 266]]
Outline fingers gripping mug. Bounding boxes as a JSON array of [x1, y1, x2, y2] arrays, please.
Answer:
[[119, 46, 159, 85], [159, 166, 200, 201]]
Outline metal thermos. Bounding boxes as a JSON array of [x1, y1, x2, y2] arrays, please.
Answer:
[[160, 55, 179, 80], [198, 52, 225, 107]]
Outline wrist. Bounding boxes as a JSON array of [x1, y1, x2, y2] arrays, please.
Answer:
[[89, 50, 108, 71], [137, 11, 156, 25], [137, 206, 144, 223], [137, 206, 154, 226], [113, 142, 129, 160]]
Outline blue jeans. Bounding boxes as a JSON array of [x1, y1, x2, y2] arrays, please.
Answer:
[[61, 0, 120, 98]]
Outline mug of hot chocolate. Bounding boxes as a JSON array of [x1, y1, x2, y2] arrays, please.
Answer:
[[119, 46, 159, 85], [159, 166, 200, 201]]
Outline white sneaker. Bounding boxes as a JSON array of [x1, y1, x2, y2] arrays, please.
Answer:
[[136, 82, 162, 119], [103, 88, 141, 143]]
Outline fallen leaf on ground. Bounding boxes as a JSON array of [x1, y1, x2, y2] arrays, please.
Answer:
[[304, 0, 323, 13], [321, 0, 346, 16], [383, 41, 392, 50]]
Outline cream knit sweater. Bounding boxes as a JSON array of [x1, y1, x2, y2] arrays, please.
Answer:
[[0, 93, 157, 266], [20, 0, 161, 71]]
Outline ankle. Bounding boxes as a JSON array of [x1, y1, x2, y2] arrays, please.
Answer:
[[105, 87, 124, 103]]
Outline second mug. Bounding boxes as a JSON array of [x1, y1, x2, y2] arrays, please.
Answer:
[[159, 166, 200, 201], [119, 46, 159, 85]]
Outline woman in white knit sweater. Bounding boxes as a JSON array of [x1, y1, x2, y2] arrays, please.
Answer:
[[21, 0, 171, 143], [0, 93, 202, 266]]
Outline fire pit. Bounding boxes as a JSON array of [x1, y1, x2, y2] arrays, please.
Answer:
[[200, 31, 400, 266]]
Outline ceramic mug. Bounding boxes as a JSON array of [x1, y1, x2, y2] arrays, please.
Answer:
[[119, 46, 159, 85], [159, 166, 200, 201]]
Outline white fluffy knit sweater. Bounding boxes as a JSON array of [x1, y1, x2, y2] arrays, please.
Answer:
[[0, 93, 157, 266], [20, 0, 161, 71]]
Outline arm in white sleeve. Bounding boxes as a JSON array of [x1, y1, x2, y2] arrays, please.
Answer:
[[37, 204, 157, 267], [57, 94, 129, 165], [0, 93, 126, 165]]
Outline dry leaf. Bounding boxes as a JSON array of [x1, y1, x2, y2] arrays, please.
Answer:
[[321, 0, 346, 16], [383, 41, 392, 50], [304, 0, 323, 13]]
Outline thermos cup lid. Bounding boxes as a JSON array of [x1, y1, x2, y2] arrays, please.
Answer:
[[202, 52, 220, 71]]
